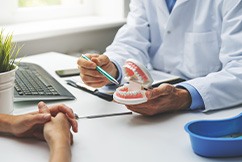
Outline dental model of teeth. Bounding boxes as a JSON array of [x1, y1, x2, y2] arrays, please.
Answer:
[[113, 59, 153, 105]]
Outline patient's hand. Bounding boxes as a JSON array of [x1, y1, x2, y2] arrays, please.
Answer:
[[38, 101, 78, 133], [44, 113, 72, 162], [8, 112, 51, 139]]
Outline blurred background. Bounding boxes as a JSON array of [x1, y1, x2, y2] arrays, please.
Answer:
[[0, 0, 130, 57]]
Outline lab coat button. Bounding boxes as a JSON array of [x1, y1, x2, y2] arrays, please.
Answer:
[[167, 31, 171, 34]]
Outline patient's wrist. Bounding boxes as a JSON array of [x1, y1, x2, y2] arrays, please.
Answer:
[[0, 114, 14, 135], [49, 138, 71, 154], [48, 134, 70, 148]]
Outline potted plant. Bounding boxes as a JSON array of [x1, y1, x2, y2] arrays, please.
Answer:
[[0, 30, 22, 114]]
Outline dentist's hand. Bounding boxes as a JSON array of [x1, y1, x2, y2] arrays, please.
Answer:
[[125, 84, 192, 116], [77, 54, 118, 88]]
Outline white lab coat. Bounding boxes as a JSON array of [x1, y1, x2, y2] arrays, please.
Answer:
[[104, 0, 242, 111]]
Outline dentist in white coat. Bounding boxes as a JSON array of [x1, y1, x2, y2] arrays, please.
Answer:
[[78, 0, 242, 115]]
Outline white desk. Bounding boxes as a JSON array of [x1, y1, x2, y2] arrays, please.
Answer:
[[1, 52, 242, 162]]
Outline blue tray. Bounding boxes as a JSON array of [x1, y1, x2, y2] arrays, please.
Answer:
[[185, 113, 242, 157]]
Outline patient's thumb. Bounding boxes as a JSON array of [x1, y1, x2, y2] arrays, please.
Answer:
[[31, 114, 51, 125]]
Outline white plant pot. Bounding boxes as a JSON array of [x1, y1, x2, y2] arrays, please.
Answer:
[[0, 65, 18, 114]]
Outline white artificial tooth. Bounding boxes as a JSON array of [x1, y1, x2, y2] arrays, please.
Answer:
[[131, 66, 136, 72], [133, 69, 139, 76], [134, 70, 139, 77], [125, 91, 130, 95], [138, 75, 143, 82], [130, 91, 139, 95], [119, 91, 125, 96], [135, 71, 143, 82]]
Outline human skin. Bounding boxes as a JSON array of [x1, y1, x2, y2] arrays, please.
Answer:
[[0, 112, 51, 138], [77, 53, 118, 88], [77, 54, 192, 115], [125, 83, 192, 116], [43, 113, 72, 162], [38, 101, 78, 133], [0, 102, 77, 138], [0, 102, 76, 162], [39, 102, 73, 162]]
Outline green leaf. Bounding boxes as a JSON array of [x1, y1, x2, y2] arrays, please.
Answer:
[[0, 29, 23, 72]]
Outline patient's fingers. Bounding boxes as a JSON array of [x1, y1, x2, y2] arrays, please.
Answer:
[[38, 101, 50, 113]]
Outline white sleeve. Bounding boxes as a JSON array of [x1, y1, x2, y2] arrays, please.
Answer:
[[104, 0, 151, 70], [187, 0, 242, 111]]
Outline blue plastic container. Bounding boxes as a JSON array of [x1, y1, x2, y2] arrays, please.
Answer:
[[184, 113, 242, 157]]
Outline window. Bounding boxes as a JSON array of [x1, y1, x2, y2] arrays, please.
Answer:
[[0, 0, 128, 42], [17, 0, 94, 23], [0, 0, 94, 24], [18, 0, 84, 8]]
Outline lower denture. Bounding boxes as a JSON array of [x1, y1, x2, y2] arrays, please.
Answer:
[[116, 87, 143, 99]]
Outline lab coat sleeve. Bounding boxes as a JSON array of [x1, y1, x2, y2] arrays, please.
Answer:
[[186, 0, 242, 111], [104, 0, 151, 77], [177, 83, 205, 110]]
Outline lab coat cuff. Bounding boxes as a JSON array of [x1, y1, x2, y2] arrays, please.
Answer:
[[176, 83, 205, 110]]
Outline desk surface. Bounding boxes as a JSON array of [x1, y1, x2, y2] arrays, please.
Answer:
[[1, 52, 242, 162]]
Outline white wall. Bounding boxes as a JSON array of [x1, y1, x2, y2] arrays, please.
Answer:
[[17, 26, 121, 57], [13, 0, 131, 57]]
